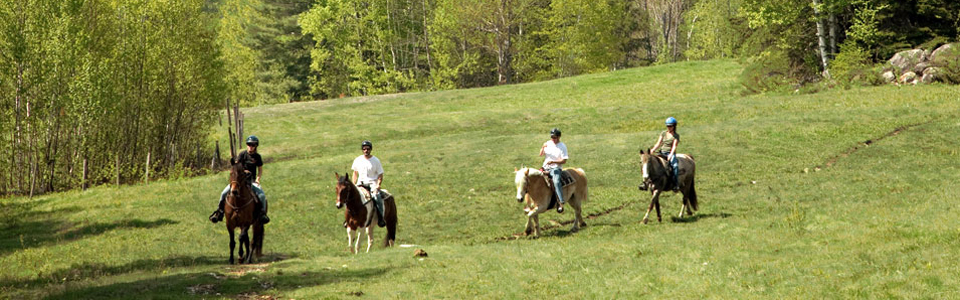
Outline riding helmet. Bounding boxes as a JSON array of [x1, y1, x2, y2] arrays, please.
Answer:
[[361, 140, 373, 149], [550, 128, 562, 137], [246, 135, 260, 146], [665, 117, 677, 126]]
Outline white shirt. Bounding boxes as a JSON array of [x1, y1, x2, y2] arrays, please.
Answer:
[[352, 155, 383, 184], [542, 141, 568, 169]]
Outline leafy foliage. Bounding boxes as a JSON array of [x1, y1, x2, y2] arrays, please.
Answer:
[[0, 0, 227, 195]]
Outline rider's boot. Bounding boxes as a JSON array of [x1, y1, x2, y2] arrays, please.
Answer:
[[255, 196, 270, 225], [209, 198, 225, 223], [374, 195, 386, 227]]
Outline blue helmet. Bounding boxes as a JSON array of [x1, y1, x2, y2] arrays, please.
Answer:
[[665, 117, 677, 126]]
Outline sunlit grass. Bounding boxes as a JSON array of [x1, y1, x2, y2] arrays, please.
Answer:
[[2, 59, 960, 298]]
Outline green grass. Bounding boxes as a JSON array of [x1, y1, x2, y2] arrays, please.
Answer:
[[3, 59, 960, 298]]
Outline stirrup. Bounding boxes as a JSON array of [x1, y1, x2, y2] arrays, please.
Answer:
[[556, 205, 564, 213], [209, 210, 223, 223]]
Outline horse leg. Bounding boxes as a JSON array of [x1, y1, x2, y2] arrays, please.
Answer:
[[569, 197, 583, 232], [228, 228, 236, 264], [642, 190, 661, 224], [678, 201, 687, 218], [365, 226, 374, 253], [346, 227, 356, 254], [655, 194, 662, 223], [526, 206, 547, 237], [239, 228, 249, 263], [352, 228, 362, 254]]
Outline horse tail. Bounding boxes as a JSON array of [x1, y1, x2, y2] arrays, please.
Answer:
[[383, 195, 397, 247], [253, 222, 264, 257], [687, 180, 698, 211], [577, 168, 588, 203]]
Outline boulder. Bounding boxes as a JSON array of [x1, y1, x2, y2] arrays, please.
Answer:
[[929, 43, 956, 65], [913, 62, 930, 74], [882, 71, 896, 83], [899, 71, 917, 84], [921, 67, 941, 83], [888, 49, 927, 72]]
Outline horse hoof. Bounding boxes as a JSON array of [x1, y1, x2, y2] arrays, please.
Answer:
[[641, 218, 649, 224]]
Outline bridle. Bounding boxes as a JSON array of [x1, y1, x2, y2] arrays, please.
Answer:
[[226, 167, 256, 210]]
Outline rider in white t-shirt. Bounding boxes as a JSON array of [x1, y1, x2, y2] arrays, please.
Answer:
[[352, 140, 386, 227], [539, 128, 568, 213]]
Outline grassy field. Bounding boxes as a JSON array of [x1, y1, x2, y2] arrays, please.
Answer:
[[2, 59, 960, 299]]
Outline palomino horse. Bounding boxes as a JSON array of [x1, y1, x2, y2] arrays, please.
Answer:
[[334, 172, 397, 253], [225, 160, 265, 264], [638, 149, 698, 223], [513, 167, 588, 237]]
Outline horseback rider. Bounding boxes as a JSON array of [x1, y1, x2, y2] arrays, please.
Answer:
[[209, 135, 270, 224], [539, 128, 568, 213], [650, 117, 681, 191], [352, 140, 386, 227]]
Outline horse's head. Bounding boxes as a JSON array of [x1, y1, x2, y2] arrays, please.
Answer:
[[513, 167, 541, 203], [334, 172, 352, 209], [638, 149, 654, 190], [229, 159, 248, 197]]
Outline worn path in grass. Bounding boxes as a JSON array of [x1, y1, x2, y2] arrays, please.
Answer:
[[3, 59, 960, 298]]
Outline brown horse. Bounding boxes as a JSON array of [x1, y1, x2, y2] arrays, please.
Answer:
[[224, 160, 264, 264], [513, 167, 588, 237], [638, 149, 698, 223], [334, 172, 397, 253]]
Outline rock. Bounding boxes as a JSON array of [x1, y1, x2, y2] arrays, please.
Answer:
[[914, 62, 930, 74], [929, 43, 956, 64], [413, 249, 428, 257], [888, 49, 927, 72], [882, 71, 896, 83], [899, 71, 917, 84], [921, 67, 941, 83]]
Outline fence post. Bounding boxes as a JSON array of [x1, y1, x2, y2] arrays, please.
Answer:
[[145, 152, 151, 183]]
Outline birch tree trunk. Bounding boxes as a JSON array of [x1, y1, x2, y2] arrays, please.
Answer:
[[812, 0, 831, 79]]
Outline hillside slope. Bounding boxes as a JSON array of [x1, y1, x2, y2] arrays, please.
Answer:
[[3, 59, 960, 298]]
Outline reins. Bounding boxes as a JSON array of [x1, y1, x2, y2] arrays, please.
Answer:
[[226, 174, 256, 211]]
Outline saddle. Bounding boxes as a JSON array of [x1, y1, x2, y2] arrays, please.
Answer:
[[542, 169, 577, 188], [542, 170, 576, 209], [356, 185, 391, 205]]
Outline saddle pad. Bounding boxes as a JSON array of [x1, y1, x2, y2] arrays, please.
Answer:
[[559, 170, 576, 187]]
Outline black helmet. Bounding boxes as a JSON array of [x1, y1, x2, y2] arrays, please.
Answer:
[[361, 140, 373, 149], [550, 128, 561, 137], [246, 135, 260, 146]]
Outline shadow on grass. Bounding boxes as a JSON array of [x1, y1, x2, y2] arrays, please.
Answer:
[[669, 212, 732, 223], [40, 265, 391, 300], [0, 218, 178, 256], [0, 255, 226, 290]]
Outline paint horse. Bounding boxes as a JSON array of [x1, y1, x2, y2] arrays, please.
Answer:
[[334, 172, 397, 253], [638, 149, 698, 223], [514, 167, 588, 237], [224, 160, 265, 264]]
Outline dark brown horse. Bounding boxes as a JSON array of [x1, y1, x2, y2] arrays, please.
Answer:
[[638, 149, 698, 224], [334, 172, 397, 253], [225, 160, 264, 264]]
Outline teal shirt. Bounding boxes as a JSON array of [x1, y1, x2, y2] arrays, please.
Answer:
[[658, 130, 679, 154]]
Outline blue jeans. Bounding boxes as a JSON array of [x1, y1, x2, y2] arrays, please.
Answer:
[[219, 183, 267, 212], [547, 167, 565, 204]]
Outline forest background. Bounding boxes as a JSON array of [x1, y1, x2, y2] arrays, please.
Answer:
[[1, 0, 958, 196]]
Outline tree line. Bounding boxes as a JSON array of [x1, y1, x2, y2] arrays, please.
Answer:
[[2, 0, 956, 195], [0, 0, 226, 195], [291, 0, 959, 97]]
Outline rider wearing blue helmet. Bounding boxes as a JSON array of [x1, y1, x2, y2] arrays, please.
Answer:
[[650, 117, 681, 191], [209, 135, 270, 224]]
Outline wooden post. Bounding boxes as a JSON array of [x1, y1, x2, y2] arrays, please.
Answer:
[[115, 156, 120, 185], [145, 152, 151, 183], [82, 158, 88, 190]]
